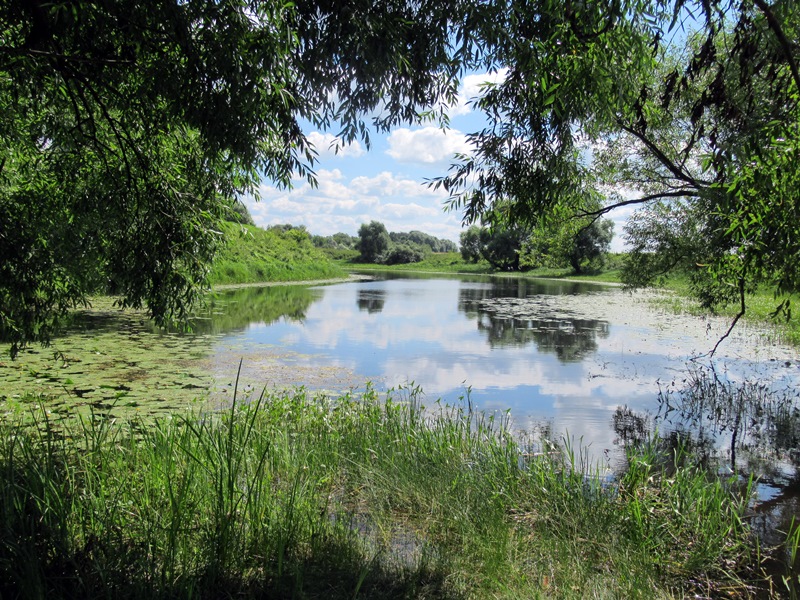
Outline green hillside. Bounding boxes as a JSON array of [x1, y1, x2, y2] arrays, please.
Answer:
[[209, 222, 345, 285]]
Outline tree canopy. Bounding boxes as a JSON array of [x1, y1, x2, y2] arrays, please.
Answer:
[[3, 0, 799, 354], [523, 216, 614, 274], [1, 0, 470, 354], [357, 221, 391, 263], [435, 0, 800, 336]]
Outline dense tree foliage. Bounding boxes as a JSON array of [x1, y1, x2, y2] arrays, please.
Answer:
[[357, 221, 391, 263], [523, 216, 614, 274], [568, 219, 614, 274], [389, 231, 457, 253], [0, 0, 469, 354], [436, 0, 800, 330], [384, 244, 427, 265], [479, 226, 529, 271], [463, 215, 613, 273], [458, 224, 529, 270], [312, 233, 359, 250], [459, 226, 483, 263], [4, 0, 798, 353], [350, 223, 455, 264]]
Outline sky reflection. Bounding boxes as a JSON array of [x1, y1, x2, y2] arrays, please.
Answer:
[[207, 273, 799, 463]]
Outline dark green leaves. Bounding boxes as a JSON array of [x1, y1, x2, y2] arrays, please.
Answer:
[[0, 0, 465, 353]]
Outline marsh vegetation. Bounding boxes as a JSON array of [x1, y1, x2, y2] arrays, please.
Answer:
[[0, 385, 762, 599], [3, 273, 800, 597]]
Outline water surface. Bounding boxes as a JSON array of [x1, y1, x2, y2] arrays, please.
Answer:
[[3, 271, 798, 470], [201, 273, 799, 460]]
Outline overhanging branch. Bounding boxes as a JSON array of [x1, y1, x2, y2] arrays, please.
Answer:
[[576, 189, 700, 218], [618, 122, 705, 190], [710, 277, 746, 358], [753, 0, 800, 93]]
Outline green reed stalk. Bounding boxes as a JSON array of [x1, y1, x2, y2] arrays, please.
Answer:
[[0, 385, 762, 599]]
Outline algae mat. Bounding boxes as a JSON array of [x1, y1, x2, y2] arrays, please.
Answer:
[[0, 300, 218, 421], [0, 295, 367, 422]]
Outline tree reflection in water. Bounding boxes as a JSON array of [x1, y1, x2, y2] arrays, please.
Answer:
[[356, 289, 386, 314], [459, 288, 610, 362]]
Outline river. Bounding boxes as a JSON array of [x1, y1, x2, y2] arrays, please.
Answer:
[[2, 271, 800, 552]]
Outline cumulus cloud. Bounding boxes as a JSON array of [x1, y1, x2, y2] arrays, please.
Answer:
[[307, 131, 365, 159], [449, 68, 508, 117], [242, 169, 462, 241], [380, 202, 440, 219], [386, 127, 472, 165], [351, 171, 447, 199]]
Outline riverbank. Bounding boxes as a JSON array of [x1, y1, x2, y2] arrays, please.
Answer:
[[0, 386, 766, 599], [337, 253, 800, 347], [213, 273, 373, 291], [209, 222, 345, 285]]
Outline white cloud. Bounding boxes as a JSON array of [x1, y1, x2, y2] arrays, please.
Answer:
[[307, 132, 365, 159], [243, 169, 461, 240], [450, 69, 508, 117], [386, 127, 472, 165], [380, 202, 439, 219], [350, 171, 446, 199]]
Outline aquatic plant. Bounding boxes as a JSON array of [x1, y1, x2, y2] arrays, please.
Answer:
[[0, 385, 760, 598]]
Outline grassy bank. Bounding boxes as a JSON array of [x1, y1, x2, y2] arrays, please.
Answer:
[[0, 386, 762, 599], [336, 252, 800, 345], [332, 251, 494, 275], [333, 251, 625, 281], [210, 223, 345, 285]]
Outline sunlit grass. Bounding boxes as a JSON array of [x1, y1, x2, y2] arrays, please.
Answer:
[[342, 252, 494, 274], [0, 385, 758, 598], [210, 222, 345, 285]]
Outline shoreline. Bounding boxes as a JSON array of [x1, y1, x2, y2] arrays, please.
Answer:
[[212, 273, 373, 291]]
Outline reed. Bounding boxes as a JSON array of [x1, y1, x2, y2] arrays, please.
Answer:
[[0, 385, 759, 599]]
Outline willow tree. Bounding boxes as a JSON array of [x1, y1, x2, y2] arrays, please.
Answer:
[[436, 0, 800, 343], [4, 0, 797, 355], [0, 0, 471, 354]]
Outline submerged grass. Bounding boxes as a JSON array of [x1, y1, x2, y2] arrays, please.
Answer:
[[0, 385, 761, 599], [647, 275, 800, 347]]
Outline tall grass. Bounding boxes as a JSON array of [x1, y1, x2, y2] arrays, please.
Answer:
[[0, 385, 759, 599], [209, 222, 345, 285]]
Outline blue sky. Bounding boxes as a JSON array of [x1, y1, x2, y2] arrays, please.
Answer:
[[243, 69, 632, 251]]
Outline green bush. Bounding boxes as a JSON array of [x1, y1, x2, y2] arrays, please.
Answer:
[[384, 243, 426, 265]]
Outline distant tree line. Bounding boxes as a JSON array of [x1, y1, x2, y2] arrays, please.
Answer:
[[389, 231, 457, 254], [313, 222, 457, 264], [311, 232, 359, 250], [460, 216, 614, 274], [223, 204, 312, 240]]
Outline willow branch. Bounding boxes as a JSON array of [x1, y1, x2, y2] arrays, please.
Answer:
[[576, 189, 700, 218], [618, 122, 705, 190], [752, 0, 800, 93], [709, 277, 746, 358]]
